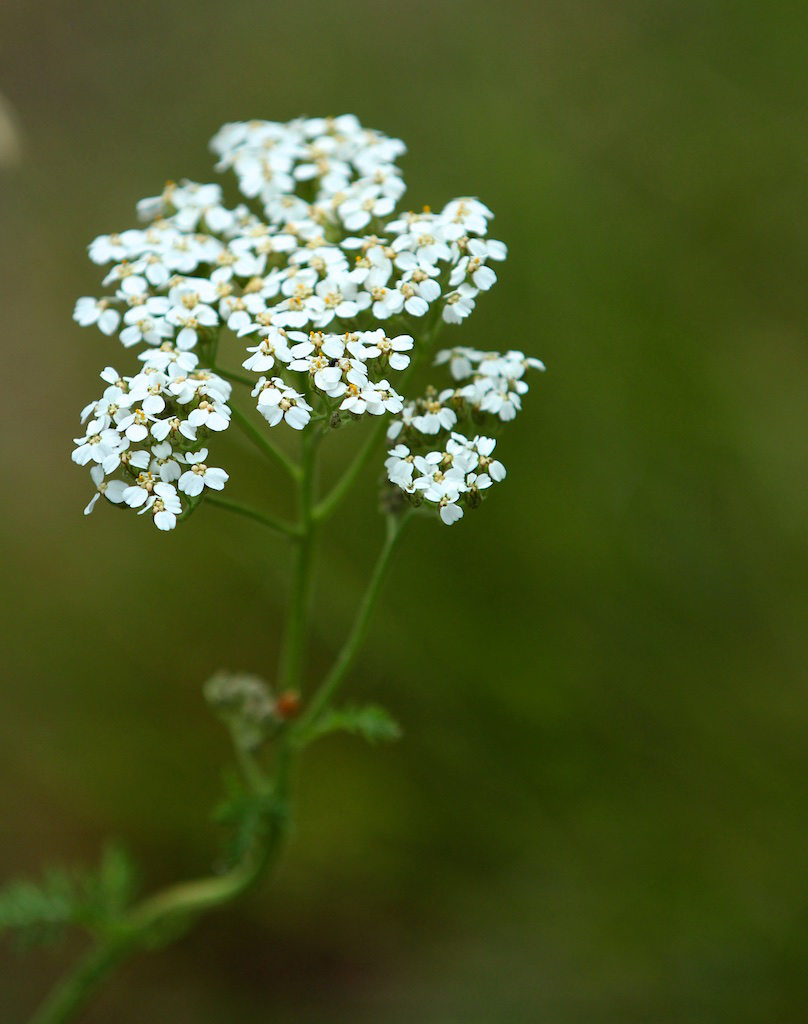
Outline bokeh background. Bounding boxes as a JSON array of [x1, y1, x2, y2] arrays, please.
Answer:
[[2, 1, 808, 1020]]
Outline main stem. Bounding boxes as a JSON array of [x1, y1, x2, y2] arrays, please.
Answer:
[[30, 412, 409, 1023], [277, 428, 320, 693], [29, 744, 291, 1024]]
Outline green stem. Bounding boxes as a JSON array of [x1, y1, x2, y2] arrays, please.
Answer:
[[214, 366, 257, 389], [295, 512, 411, 738], [30, 741, 292, 1024], [31, 367, 417, 1020], [313, 417, 388, 523], [230, 405, 301, 482], [206, 494, 300, 537], [29, 940, 132, 1024], [277, 429, 320, 692]]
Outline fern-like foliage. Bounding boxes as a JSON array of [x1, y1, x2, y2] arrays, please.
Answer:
[[0, 844, 137, 949], [213, 772, 287, 870], [300, 704, 402, 746]]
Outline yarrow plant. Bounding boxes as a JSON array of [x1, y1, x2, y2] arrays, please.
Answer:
[[7, 116, 544, 1022]]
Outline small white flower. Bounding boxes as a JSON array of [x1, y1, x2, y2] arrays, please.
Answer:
[[440, 198, 494, 239], [139, 345, 198, 374], [178, 448, 229, 496], [123, 472, 158, 508], [186, 397, 231, 432], [252, 376, 312, 430], [358, 330, 414, 371], [166, 281, 219, 349], [340, 379, 402, 417], [242, 328, 292, 373], [313, 273, 365, 318], [149, 440, 183, 482], [74, 297, 121, 336], [114, 405, 158, 443], [411, 392, 457, 434], [150, 414, 197, 443], [72, 426, 125, 467], [384, 444, 416, 491], [434, 346, 485, 381], [146, 482, 183, 531], [120, 298, 172, 347], [442, 283, 478, 324], [84, 465, 127, 515], [469, 435, 506, 481]]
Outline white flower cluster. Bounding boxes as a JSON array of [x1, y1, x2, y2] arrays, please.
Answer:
[[72, 352, 231, 529], [73, 115, 541, 528], [382, 347, 544, 524], [386, 434, 506, 525], [386, 346, 545, 441]]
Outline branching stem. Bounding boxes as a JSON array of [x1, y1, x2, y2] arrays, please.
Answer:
[[29, 740, 292, 1024], [295, 511, 411, 740], [31, 314, 431, 1024]]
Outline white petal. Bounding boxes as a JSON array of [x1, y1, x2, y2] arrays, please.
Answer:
[[440, 502, 464, 525], [285, 406, 310, 430], [404, 296, 428, 317], [98, 309, 121, 335], [153, 510, 177, 530], [206, 412, 230, 431], [105, 480, 127, 503], [204, 468, 228, 490], [83, 492, 101, 515], [179, 471, 203, 496]]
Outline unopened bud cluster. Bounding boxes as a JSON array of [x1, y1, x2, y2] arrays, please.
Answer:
[[205, 672, 298, 750], [72, 115, 544, 528]]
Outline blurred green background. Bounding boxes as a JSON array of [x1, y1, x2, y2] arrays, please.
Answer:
[[2, 1, 808, 1020]]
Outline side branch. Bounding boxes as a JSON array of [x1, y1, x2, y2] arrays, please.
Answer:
[[230, 405, 301, 481], [313, 418, 388, 523], [206, 494, 300, 537], [213, 366, 258, 389], [295, 512, 411, 738], [313, 314, 444, 524]]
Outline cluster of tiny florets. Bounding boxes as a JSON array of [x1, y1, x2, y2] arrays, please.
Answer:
[[72, 115, 543, 528], [73, 355, 231, 529], [385, 433, 506, 525]]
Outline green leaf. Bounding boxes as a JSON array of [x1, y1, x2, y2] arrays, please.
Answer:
[[93, 843, 138, 922], [302, 704, 402, 746], [0, 843, 137, 949], [0, 871, 76, 948], [213, 772, 287, 869]]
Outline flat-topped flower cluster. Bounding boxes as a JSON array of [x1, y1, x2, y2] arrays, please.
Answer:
[[72, 115, 543, 528]]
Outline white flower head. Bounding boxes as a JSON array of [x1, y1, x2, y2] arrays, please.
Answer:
[[73, 114, 540, 532], [178, 448, 229, 496], [252, 376, 312, 430]]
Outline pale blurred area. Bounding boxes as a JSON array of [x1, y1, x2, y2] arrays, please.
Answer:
[[0, 93, 22, 167], [1, 1, 808, 1022]]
